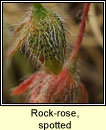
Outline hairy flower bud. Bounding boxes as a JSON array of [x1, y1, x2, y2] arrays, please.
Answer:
[[8, 3, 66, 74], [12, 68, 88, 103]]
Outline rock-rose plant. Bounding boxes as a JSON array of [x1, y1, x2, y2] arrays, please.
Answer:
[[9, 3, 91, 103]]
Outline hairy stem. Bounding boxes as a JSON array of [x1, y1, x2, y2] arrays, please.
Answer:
[[64, 3, 91, 73], [70, 3, 91, 60]]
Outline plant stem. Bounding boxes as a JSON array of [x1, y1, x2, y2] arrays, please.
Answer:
[[70, 3, 91, 61], [64, 3, 91, 73], [33, 3, 44, 9]]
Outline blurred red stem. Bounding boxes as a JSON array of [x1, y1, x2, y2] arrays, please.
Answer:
[[69, 3, 91, 61]]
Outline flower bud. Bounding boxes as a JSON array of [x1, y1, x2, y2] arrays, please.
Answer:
[[12, 68, 88, 103], [8, 3, 66, 75]]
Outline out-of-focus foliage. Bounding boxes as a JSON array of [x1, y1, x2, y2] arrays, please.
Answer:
[[3, 3, 103, 103]]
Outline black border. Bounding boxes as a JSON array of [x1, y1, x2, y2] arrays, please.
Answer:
[[1, 1, 105, 106]]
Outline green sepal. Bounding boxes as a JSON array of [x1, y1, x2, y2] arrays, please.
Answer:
[[33, 3, 47, 19], [45, 58, 63, 75]]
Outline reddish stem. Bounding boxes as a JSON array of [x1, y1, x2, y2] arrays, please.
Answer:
[[69, 3, 91, 61]]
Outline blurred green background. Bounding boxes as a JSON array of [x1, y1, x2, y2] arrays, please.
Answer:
[[3, 3, 103, 103]]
